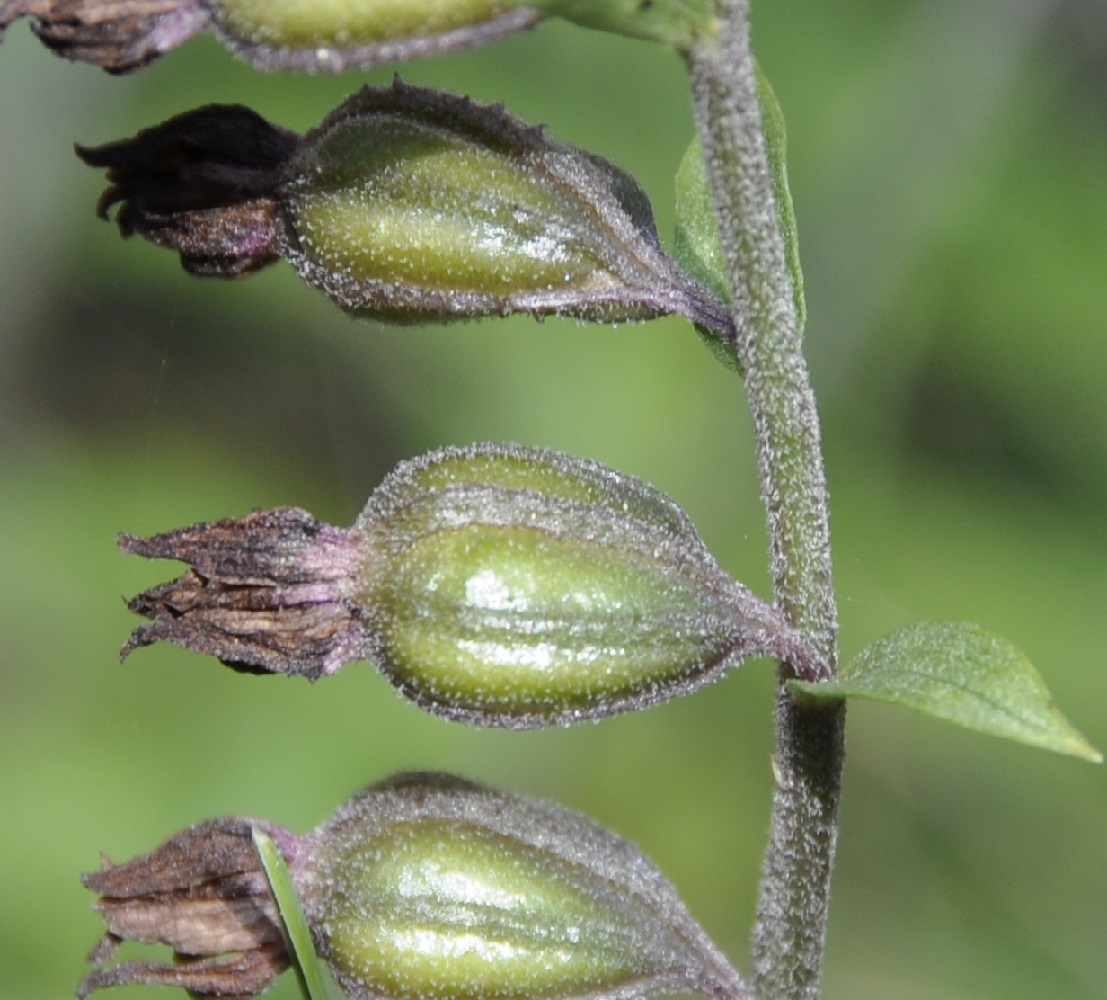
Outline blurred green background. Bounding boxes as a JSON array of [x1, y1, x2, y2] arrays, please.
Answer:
[[1, 2, 1105, 998]]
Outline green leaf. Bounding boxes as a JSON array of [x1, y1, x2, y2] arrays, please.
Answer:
[[674, 136, 730, 307], [673, 137, 741, 372], [673, 64, 805, 372], [789, 621, 1101, 762], [755, 63, 806, 336], [253, 826, 341, 1000]]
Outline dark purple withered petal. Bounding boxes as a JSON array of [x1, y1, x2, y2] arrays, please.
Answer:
[[76, 106, 297, 275]]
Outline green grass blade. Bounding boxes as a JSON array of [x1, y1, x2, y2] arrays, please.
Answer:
[[253, 826, 339, 1000]]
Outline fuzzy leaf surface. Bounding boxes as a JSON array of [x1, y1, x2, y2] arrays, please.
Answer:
[[790, 621, 1101, 761]]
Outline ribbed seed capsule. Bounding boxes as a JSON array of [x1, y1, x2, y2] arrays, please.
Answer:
[[305, 774, 748, 1000], [278, 81, 728, 331], [120, 443, 823, 727], [77, 773, 749, 1000], [0, 0, 539, 73], [76, 80, 735, 340], [355, 444, 817, 723], [212, 0, 531, 67]]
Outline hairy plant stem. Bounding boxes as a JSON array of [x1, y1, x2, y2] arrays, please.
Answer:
[[685, 4, 845, 998]]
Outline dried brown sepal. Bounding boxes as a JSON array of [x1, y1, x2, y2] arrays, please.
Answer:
[[77, 818, 292, 999], [76, 106, 298, 276], [121, 506, 368, 676], [0, 0, 209, 72]]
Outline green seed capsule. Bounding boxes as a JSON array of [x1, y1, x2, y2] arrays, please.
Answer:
[[77, 773, 750, 1000], [120, 444, 822, 725], [302, 774, 748, 1000], [276, 80, 732, 332], [321, 821, 643, 996], [212, 0, 513, 56], [283, 115, 610, 299], [357, 447, 726, 721], [0, 0, 539, 73], [354, 444, 816, 725], [78, 81, 735, 338]]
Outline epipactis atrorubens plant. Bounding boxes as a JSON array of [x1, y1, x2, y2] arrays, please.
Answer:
[[1, 1, 1096, 999]]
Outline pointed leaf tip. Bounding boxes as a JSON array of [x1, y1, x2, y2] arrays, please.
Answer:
[[789, 620, 1101, 762]]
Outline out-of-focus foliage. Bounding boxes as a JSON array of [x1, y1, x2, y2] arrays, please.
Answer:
[[0, 3, 1104, 1000]]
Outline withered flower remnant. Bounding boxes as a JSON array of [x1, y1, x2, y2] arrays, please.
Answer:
[[77, 79, 736, 340], [79, 773, 750, 1000], [79, 104, 300, 277], [0, 0, 540, 73], [120, 443, 823, 728], [77, 816, 292, 998]]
